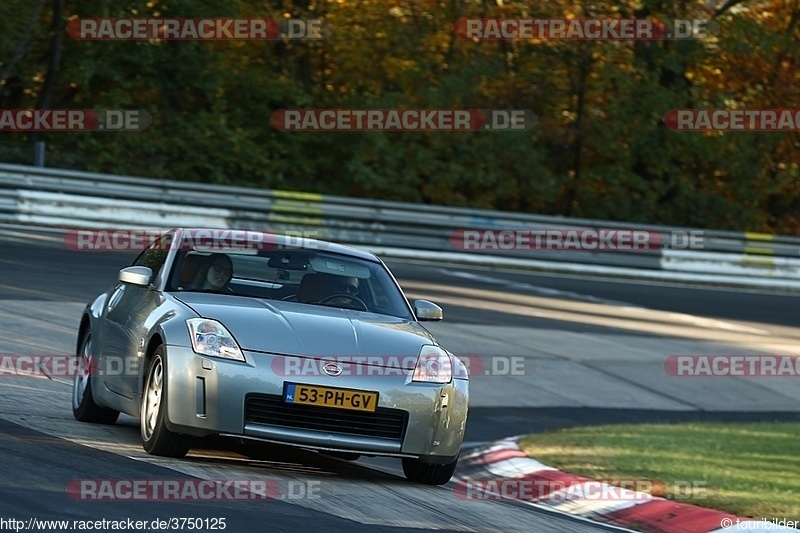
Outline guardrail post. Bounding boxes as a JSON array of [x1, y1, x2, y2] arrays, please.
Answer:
[[33, 141, 46, 167]]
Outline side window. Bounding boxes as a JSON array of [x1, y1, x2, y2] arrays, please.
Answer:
[[132, 234, 171, 281]]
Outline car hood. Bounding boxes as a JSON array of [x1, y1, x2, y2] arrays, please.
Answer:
[[174, 293, 436, 365]]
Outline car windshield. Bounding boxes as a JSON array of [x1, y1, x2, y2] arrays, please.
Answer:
[[166, 247, 412, 320]]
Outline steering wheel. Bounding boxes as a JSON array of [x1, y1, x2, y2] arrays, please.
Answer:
[[317, 293, 368, 311]]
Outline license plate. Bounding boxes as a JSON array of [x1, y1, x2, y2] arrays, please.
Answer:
[[284, 383, 378, 412]]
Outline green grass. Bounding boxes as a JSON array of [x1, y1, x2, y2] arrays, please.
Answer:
[[518, 422, 800, 520]]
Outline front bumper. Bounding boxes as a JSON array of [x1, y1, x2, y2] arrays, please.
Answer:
[[163, 345, 468, 460]]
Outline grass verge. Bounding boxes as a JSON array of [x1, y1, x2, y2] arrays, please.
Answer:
[[518, 422, 800, 520]]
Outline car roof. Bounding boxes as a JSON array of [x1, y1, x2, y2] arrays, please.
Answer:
[[172, 228, 381, 263]]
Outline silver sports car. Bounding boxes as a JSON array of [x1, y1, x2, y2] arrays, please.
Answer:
[[72, 229, 468, 485]]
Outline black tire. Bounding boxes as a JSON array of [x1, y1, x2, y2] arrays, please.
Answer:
[[140, 347, 191, 457], [402, 456, 459, 485], [72, 330, 120, 424]]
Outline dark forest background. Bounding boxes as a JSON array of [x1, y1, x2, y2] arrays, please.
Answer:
[[1, 0, 799, 232]]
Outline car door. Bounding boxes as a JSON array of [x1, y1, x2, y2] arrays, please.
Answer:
[[97, 236, 170, 401]]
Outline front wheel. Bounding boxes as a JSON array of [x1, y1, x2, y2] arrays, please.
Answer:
[[72, 330, 119, 424], [402, 456, 459, 485], [141, 347, 191, 457]]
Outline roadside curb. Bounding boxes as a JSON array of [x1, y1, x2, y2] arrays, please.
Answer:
[[454, 437, 799, 532]]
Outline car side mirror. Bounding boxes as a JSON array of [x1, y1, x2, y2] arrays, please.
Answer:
[[119, 266, 153, 287], [414, 300, 443, 321]]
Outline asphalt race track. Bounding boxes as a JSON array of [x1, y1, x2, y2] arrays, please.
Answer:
[[0, 224, 798, 532]]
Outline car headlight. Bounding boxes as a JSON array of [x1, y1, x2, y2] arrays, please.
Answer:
[[186, 318, 245, 362], [412, 345, 452, 384]]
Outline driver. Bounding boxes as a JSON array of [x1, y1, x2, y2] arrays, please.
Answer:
[[296, 273, 361, 307], [322, 275, 360, 307], [332, 276, 359, 297], [198, 253, 233, 291]]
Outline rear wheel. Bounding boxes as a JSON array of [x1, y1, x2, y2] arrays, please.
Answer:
[[141, 347, 191, 457], [72, 330, 119, 424], [402, 456, 459, 485]]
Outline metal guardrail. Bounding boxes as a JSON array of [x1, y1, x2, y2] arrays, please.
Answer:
[[1, 163, 800, 285]]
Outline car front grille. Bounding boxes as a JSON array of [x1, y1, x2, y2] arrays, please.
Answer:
[[244, 394, 408, 441]]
